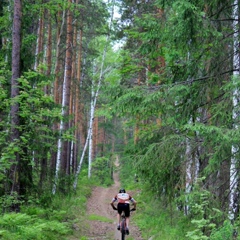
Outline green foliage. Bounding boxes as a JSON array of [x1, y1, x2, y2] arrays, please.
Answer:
[[0, 70, 62, 198], [133, 191, 190, 240], [0, 192, 24, 211], [91, 156, 113, 186], [0, 213, 70, 240], [0, 173, 94, 239], [135, 133, 185, 201], [119, 151, 138, 190], [209, 220, 233, 240], [183, 179, 230, 240]]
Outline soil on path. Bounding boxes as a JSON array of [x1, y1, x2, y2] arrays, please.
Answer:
[[85, 164, 143, 240]]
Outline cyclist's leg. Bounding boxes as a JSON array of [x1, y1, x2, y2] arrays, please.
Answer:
[[117, 203, 124, 230], [117, 213, 121, 224], [123, 204, 130, 234], [125, 217, 130, 235], [126, 217, 130, 228]]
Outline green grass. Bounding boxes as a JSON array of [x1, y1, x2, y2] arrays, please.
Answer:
[[134, 204, 190, 240], [88, 214, 113, 223]]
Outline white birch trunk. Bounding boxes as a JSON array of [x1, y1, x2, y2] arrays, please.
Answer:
[[88, 84, 95, 178], [52, 11, 66, 193], [87, 0, 115, 179], [185, 137, 192, 215], [185, 116, 200, 215], [73, 126, 91, 190], [70, 135, 74, 172], [229, 0, 239, 220], [52, 82, 68, 194], [73, 74, 102, 187], [52, 138, 62, 194], [73, 0, 115, 189], [52, 20, 72, 195], [34, 18, 41, 71]]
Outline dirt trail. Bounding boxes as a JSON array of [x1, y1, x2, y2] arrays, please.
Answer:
[[85, 161, 143, 240]]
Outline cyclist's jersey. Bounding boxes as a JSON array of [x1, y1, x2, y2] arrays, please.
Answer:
[[112, 193, 134, 204]]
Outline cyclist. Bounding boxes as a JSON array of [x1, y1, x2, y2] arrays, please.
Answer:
[[110, 188, 137, 235]]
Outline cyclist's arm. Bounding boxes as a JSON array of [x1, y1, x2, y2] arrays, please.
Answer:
[[130, 197, 137, 209], [110, 197, 118, 210]]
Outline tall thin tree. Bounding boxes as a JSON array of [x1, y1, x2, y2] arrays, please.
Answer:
[[9, 0, 22, 207], [53, 0, 73, 194], [229, 0, 240, 221]]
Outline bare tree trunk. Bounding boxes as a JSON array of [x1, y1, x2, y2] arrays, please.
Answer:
[[93, 115, 98, 158], [184, 127, 200, 215], [54, 8, 65, 105], [51, 8, 65, 176], [88, 84, 95, 178], [229, 0, 240, 221], [53, 0, 73, 194], [61, 0, 73, 175], [9, 0, 22, 210], [45, 8, 52, 93], [73, 27, 83, 173], [69, 4, 78, 173], [34, 4, 44, 71]]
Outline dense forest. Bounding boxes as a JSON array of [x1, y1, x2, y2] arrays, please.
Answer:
[[1, 0, 240, 239]]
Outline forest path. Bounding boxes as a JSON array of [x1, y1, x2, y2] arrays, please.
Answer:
[[84, 158, 143, 240]]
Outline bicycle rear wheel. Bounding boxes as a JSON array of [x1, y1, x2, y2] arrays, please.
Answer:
[[121, 220, 126, 240], [121, 231, 125, 240]]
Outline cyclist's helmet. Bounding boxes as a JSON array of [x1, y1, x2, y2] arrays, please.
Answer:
[[119, 188, 126, 193]]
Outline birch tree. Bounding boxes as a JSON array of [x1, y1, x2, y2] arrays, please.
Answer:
[[229, 0, 240, 221], [87, 0, 115, 179], [53, 0, 73, 194], [34, 5, 44, 71], [73, 0, 115, 188]]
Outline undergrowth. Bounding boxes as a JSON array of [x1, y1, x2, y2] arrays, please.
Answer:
[[133, 192, 190, 240], [118, 155, 240, 240], [0, 169, 94, 240]]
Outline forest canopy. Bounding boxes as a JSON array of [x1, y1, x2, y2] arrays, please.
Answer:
[[1, 0, 240, 239]]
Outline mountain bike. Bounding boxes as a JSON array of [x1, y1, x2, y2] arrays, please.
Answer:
[[115, 208, 136, 240]]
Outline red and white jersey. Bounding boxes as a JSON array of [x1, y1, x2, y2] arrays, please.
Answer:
[[113, 193, 134, 204]]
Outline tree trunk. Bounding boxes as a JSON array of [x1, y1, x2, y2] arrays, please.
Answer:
[[51, 8, 65, 177], [45, 8, 52, 94], [53, 0, 73, 194], [229, 0, 240, 221], [88, 84, 95, 178], [9, 0, 22, 211], [54, 8, 65, 105], [34, 4, 44, 71], [61, 0, 73, 175], [69, 5, 78, 173], [73, 27, 83, 173]]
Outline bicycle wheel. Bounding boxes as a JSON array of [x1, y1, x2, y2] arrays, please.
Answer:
[[121, 219, 126, 240]]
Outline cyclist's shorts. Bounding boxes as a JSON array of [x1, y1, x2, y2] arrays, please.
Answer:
[[117, 203, 130, 217]]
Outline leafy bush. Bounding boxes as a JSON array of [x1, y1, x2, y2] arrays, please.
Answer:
[[209, 220, 233, 240], [133, 189, 190, 240], [0, 213, 70, 240], [0, 172, 94, 239], [91, 156, 113, 186]]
